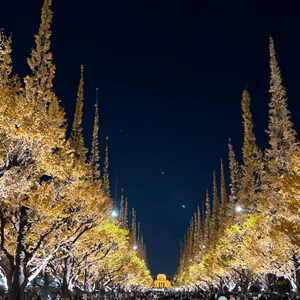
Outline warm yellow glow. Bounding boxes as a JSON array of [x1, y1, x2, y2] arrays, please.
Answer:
[[153, 274, 172, 289]]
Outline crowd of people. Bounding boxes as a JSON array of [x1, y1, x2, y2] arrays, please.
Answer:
[[133, 291, 294, 300], [0, 290, 295, 300]]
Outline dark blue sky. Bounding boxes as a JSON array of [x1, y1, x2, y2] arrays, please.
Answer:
[[1, 0, 300, 278]]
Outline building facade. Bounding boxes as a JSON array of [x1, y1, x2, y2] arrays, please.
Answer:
[[153, 274, 172, 289]]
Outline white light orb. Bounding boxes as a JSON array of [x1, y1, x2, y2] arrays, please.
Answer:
[[236, 206, 243, 212], [111, 210, 118, 218]]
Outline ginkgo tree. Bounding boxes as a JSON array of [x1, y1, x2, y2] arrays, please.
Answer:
[[47, 219, 127, 298], [173, 37, 300, 295], [0, 1, 152, 300], [0, 1, 83, 299]]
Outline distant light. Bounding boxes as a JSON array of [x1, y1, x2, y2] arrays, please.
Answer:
[[161, 171, 165, 175], [142, 259, 145, 262], [236, 206, 243, 212], [133, 245, 138, 250], [111, 210, 118, 218], [202, 245, 206, 248], [182, 205, 185, 208]]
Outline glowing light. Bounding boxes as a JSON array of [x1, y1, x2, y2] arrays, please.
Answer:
[[182, 205, 185, 208], [111, 210, 118, 218], [236, 206, 243, 212], [133, 245, 138, 250]]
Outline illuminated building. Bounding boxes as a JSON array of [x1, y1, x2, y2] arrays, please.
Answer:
[[153, 274, 172, 289]]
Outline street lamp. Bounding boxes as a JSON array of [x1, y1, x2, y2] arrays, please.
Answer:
[[111, 210, 118, 218], [235, 206, 260, 213], [236, 206, 243, 212]]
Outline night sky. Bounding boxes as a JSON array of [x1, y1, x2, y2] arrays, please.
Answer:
[[1, 0, 300, 279]]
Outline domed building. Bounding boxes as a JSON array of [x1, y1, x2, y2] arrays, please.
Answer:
[[153, 274, 172, 289]]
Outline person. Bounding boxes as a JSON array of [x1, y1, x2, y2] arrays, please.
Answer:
[[174, 293, 180, 300]]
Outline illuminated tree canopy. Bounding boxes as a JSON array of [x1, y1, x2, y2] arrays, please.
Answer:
[[173, 38, 300, 297], [0, 1, 151, 300]]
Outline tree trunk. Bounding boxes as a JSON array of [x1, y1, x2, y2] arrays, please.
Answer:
[[7, 287, 24, 300], [42, 272, 50, 300], [61, 273, 71, 300], [293, 256, 300, 298], [99, 287, 105, 300], [7, 206, 29, 300], [61, 255, 74, 300], [61, 281, 71, 300]]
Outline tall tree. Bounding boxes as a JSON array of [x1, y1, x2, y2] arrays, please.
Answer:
[[119, 188, 129, 230], [89, 89, 100, 183], [131, 207, 137, 246], [240, 90, 264, 209], [194, 206, 202, 256], [0, 1, 75, 299], [228, 139, 242, 219], [261, 37, 299, 230], [211, 171, 220, 245], [70, 65, 87, 163], [258, 37, 300, 296], [188, 217, 195, 263], [24, 0, 55, 103], [204, 190, 211, 247], [266, 37, 298, 177]]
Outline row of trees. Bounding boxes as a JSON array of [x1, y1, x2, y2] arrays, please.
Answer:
[[173, 37, 300, 297], [0, 1, 152, 300]]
